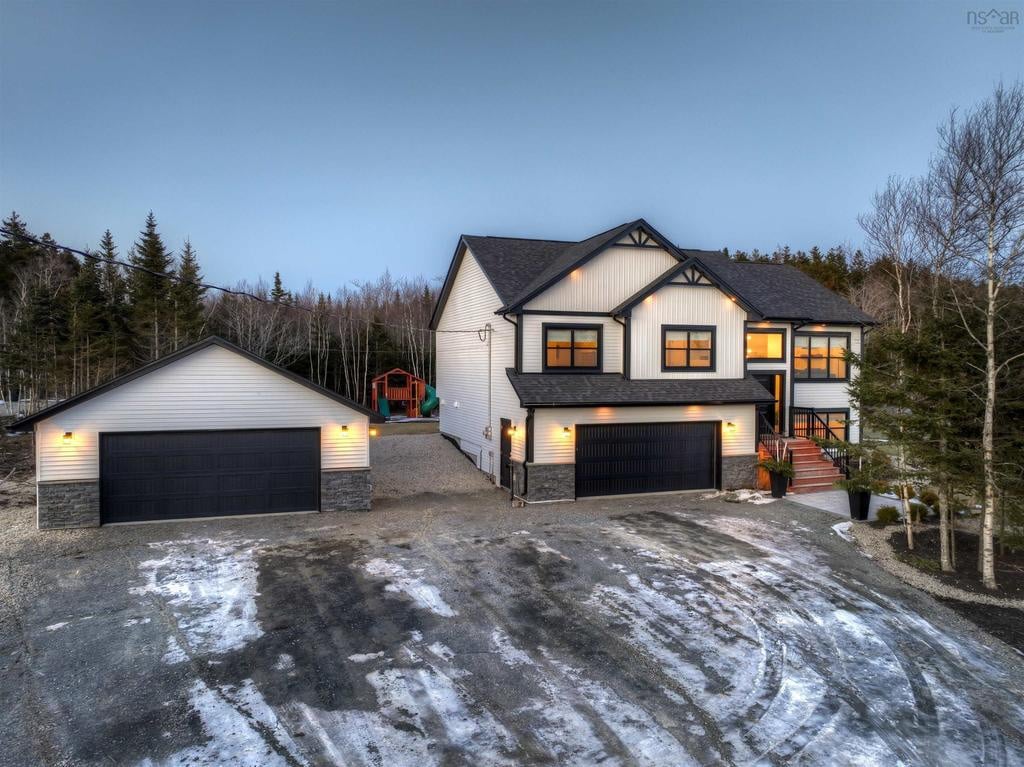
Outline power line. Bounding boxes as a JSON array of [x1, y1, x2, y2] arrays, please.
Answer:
[[0, 228, 488, 336]]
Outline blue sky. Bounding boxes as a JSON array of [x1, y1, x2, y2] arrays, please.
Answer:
[[1, 1, 1020, 290]]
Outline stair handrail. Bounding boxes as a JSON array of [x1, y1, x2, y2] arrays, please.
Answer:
[[757, 413, 786, 463], [803, 409, 850, 478]]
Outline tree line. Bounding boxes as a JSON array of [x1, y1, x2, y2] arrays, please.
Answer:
[[850, 82, 1024, 590], [0, 212, 435, 413]]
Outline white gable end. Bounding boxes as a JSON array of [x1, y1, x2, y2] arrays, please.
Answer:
[[524, 243, 677, 312], [35, 344, 371, 481]]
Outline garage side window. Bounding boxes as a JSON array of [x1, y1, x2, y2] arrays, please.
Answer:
[[662, 325, 716, 371], [543, 324, 602, 371]]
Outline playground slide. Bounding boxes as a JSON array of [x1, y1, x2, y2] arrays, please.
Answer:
[[420, 385, 439, 416], [377, 397, 391, 418]]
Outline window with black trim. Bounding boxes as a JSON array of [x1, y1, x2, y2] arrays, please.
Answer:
[[794, 333, 848, 380], [745, 329, 785, 361], [662, 326, 715, 371], [543, 324, 601, 370]]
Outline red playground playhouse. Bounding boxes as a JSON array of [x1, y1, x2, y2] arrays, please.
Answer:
[[371, 368, 439, 419]]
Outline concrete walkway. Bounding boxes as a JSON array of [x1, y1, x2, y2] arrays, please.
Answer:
[[787, 489, 899, 522]]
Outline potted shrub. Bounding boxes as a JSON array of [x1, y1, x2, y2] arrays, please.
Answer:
[[758, 457, 794, 498], [833, 449, 891, 520]]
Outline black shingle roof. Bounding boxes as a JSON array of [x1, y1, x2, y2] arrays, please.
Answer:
[[433, 220, 875, 326], [687, 250, 875, 325], [460, 236, 570, 306], [506, 369, 775, 407]]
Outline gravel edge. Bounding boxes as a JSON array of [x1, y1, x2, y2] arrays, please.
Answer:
[[850, 522, 1024, 610]]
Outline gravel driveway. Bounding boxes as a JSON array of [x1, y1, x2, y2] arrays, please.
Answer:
[[2, 477, 1022, 766]]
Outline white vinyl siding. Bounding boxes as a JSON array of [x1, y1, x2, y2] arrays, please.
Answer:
[[793, 325, 862, 442], [532, 405, 756, 464], [435, 247, 525, 474], [524, 244, 677, 312], [629, 284, 746, 379], [34, 344, 370, 482], [521, 315, 623, 374]]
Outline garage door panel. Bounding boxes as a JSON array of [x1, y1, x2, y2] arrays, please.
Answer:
[[100, 429, 320, 523], [575, 422, 718, 497]]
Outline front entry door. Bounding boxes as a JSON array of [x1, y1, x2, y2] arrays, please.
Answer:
[[499, 418, 512, 490], [752, 373, 784, 433]]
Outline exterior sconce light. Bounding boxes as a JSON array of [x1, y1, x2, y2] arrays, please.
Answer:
[[369, 427, 379, 437], [507, 425, 517, 437], [724, 421, 736, 432], [62, 431, 74, 443], [562, 426, 572, 438], [341, 425, 349, 433]]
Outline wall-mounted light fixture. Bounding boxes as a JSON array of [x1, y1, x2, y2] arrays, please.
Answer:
[[369, 427, 379, 437], [724, 421, 737, 433], [562, 426, 572, 438], [62, 431, 74, 443], [570, 268, 582, 280], [507, 424, 517, 437], [341, 425, 349, 433]]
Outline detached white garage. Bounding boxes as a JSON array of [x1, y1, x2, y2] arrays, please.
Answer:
[[9, 337, 383, 529]]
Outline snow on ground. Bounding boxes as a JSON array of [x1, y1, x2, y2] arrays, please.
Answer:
[[118, 510, 1023, 766], [362, 558, 457, 617], [701, 488, 776, 505], [139, 679, 307, 767], [131, 538, 264, 658], [832, 521, 854, 541]]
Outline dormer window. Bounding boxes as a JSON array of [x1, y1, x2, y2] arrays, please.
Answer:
[[543, 324, 601, 371], [662, 325, 716, 371]]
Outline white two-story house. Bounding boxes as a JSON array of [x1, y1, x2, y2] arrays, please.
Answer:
[[430, 219, 874, 502]]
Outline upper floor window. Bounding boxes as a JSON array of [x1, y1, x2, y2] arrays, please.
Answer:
[[794, 333, 848, 380], [662, 325, 715, 371], [745, 329, 785, 361], [544, 324, 601, 371]]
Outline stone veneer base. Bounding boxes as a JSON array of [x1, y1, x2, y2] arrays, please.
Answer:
[[721, 454, 758, 490], [37, 480, 101, 530], [321, 468, 372, 512]]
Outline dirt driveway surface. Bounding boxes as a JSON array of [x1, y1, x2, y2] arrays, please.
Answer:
[[2, 479, 1023, 765]]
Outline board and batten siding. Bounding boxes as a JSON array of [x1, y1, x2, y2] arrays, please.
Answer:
[[435, 246, 525, 473], [523, 241, 677, 313], [521, 314, 623, 374], [792, 324, 862, 442], [629, 284, 747, 379], [34, 344, 370, 483], [532, 405, 756, 464]]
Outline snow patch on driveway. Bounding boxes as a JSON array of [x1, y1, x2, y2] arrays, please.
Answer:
[[831, 521, 854, 541], [363, 558, 456, 617], [139, 679, 307, 767], [131, 539, 264, 659]]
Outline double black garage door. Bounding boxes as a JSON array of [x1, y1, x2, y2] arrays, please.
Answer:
[[99, 429, 320, 524], [575, 421, 719, 497]]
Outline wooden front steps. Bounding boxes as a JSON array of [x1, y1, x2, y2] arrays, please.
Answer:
[[785, 437, 843, 494]]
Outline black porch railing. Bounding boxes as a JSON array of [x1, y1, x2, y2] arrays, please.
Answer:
[[790, 407, 850, 478]]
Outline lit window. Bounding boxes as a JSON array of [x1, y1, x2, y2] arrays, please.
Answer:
[[745, 330, 784, 360], [794, 334, 848, 380], [544, 325, 601, 370], [663, 326, 715, 370]]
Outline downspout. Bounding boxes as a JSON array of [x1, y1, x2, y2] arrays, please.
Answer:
[[612, 314, 630, 378], [500, 313, 520, 373]]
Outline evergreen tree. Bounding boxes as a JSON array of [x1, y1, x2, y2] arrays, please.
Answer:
[[271, 271, 290, 303], [0, 211, 37, 298], [97, 230, 131, 377], [128, 212, 174, 360], [69, 255, 106, 390], [171, 239, 207, 348]]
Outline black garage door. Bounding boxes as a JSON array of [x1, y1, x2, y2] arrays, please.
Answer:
[[100, 429, 320, 524], [575, 422, 719, 497]]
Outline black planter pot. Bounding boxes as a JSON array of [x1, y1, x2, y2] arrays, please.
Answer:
[[769, 471, 789, 498], [848, 490, 871, 521]]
